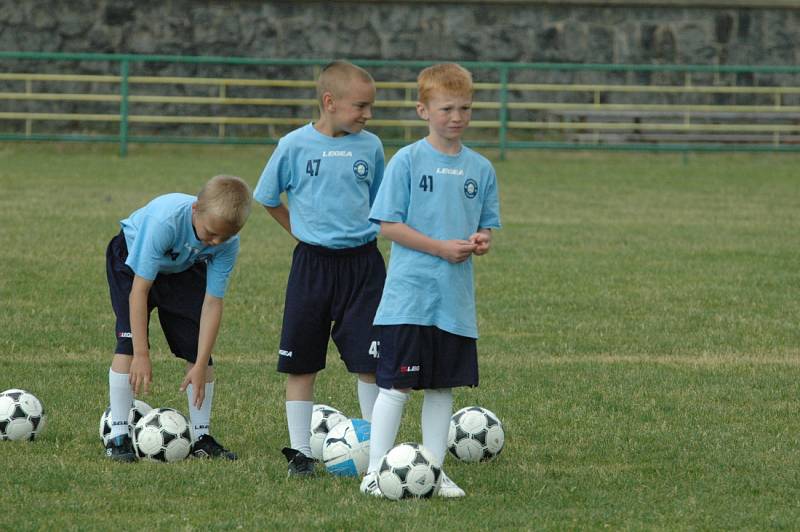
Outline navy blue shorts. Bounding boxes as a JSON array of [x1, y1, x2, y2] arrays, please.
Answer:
[[277, 240, 385, 375], [106, 231, 211, 365], [372, 325, 478, 390]]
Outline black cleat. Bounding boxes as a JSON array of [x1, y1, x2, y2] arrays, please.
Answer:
[[105, 434, 136, 462], [191, 434, 238, 461], [282, 447, 316, 477]]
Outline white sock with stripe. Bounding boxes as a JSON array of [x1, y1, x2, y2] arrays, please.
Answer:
[[108, 368, 133, 439], [187, 382, 214, 439]]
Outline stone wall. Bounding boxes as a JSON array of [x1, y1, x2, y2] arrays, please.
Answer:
[[3, 1, 799, 139], [1, 1, 799, 66]]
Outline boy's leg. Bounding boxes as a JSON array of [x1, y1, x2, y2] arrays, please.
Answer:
[[277, 243, 335, 476], [357, 373, 379, 421], [149, 265, 235, 460], [366, 387, 409, 473], [282, 373, 316, 477], [109, 356, 134, 439], [330, 243, 385, 422], [107, 355, 136, 462], [360, 387, 408, 496], [184, 364, 236, 460], [421, 388, 453, 466], [105, 232, 138, 462], [106, 360, 136, 462], [185, 364, 215, 439], [285, 372, 316, 459], [365, 325, 424, 475], [420, 329, 478, 498], [422, 388, 465, 497]]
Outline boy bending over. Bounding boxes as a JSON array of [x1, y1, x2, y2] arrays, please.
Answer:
[[105, 175, 251, 462]]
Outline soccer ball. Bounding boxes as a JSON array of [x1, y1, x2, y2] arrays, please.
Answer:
[[377, 442, 441, 500], [132, 408, 193, 462], [99, 399, 153, 446], [322, 418, 371, 476], [309, 404, 348, 461], [0, 389, 46, 441], [448, 406, 505, 462]]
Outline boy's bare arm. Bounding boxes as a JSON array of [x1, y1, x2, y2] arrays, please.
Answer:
[[129, 275, 154, 396], [264, 203, 293, 236], [181, 293, 223, 408], [380, 221, 476, 264]]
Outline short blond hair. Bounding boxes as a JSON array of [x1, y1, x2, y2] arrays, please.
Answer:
[[316, 60, 374, 106], [417, 63, 473, 105], [196, 175, 251, 230]]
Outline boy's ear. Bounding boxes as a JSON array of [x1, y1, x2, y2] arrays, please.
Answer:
[[321, 91, 336, 112], [416, 102, 429, 120]]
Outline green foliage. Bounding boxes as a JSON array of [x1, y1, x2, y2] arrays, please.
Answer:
[[1, 144, 799, 529]]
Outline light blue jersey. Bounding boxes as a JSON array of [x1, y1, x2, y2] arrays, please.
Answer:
[[369, 139, 501, 338], [253, 123, 385, 249], [120, 193, 240, 299]]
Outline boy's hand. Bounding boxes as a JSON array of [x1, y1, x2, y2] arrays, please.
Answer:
[[129, 355, 152, 396], [437, 240, 478, 263], [469, 231, 492, 255], [181, 365, 207, 408]]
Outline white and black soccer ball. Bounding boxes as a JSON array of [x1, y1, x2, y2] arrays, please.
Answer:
[[309, 404, 348, 461], [0, 389, 46, 441], [132, 407, 193, 462], [448, 406, 505, 462], [99, 399, 153, 446], [322, 418, 371, 476], [377, 442, 441, 500]]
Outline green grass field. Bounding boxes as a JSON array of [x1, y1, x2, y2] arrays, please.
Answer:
[[1, 142, 799, 530]]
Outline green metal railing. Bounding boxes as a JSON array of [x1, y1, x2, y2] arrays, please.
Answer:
[[3, 51, 800, 157]]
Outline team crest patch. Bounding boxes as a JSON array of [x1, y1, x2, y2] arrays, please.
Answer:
[[463, 178, 478, 199], [353, 160, 369, 180]]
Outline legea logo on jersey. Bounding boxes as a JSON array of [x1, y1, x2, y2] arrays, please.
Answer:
[[353, 160, 369, 180], [463, 178, 478, 199], [323, 150, 352, 157], [279, 349, 293, 358], [436, 167, 464, 176]]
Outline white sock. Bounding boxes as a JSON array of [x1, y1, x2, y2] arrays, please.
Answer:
[[357, 379, 379, 421], [108, 368, 133, 438], [422, 388, 453, 466], [187, 382, 214, 439], [286, 400, 313, 457], [367, 388, 409, 473]]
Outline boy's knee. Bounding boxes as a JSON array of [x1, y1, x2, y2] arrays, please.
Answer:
[[285, 372, 317, 400], [423, 388, 452, 403], [379, 387, 411, 403], [357, 373, 376, 384], [111, 353, 133, 373]]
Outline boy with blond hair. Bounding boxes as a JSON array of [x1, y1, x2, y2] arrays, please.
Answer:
[[360, 63, 501, 497], [254, 60, 386, 477], [105, 174, 251, 462]]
